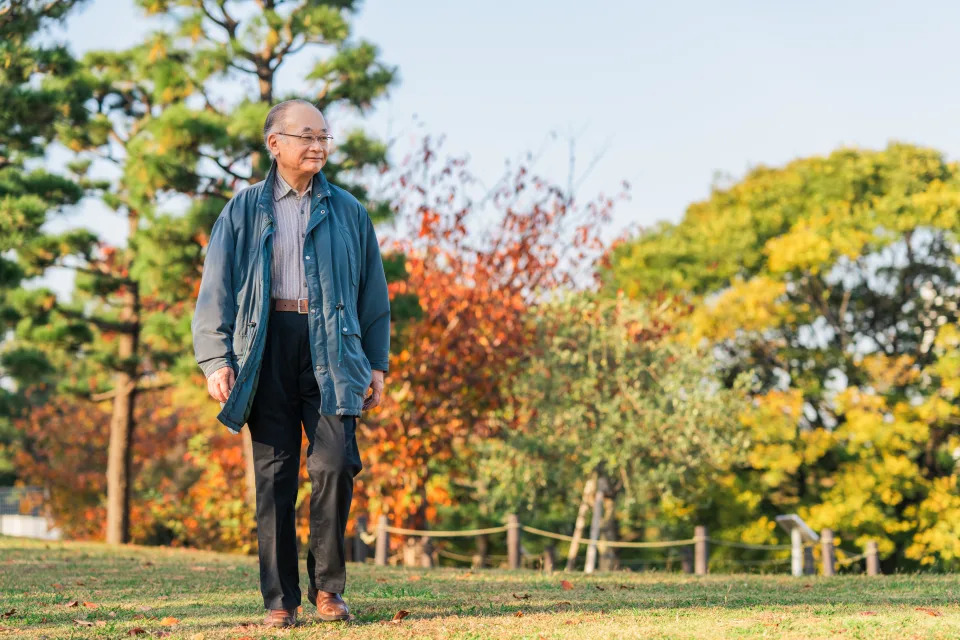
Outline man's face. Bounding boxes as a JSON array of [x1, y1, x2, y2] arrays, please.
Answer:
[[267, 103, 330, 174]]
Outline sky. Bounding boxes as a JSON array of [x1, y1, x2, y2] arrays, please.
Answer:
[[35, 0, 960, 299]]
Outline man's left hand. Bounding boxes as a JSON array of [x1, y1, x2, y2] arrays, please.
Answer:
[[363, 370, 385, 410]]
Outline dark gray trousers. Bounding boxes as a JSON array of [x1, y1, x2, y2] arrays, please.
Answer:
[[247, 307, 363, 610]]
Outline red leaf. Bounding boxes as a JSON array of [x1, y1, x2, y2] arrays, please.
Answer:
[[560, 580, 573, 590]]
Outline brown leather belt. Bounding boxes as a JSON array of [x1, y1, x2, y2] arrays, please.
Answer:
[[273, 297, 309, 313]]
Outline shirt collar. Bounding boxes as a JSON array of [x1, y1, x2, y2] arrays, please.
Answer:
[[273, 170, 312, 201]]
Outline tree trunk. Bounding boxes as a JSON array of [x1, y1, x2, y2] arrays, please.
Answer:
[[565, 473, 597, 571], [242, 426, 257, 511], [105, 224, 141, 544]]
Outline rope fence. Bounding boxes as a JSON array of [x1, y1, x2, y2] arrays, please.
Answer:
[[356, 514, 883, 577]]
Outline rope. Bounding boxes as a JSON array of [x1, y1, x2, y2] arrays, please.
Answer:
[[835, 552, 867, 566], [437, 549, 476, 563], [377, 523, 816, 552], [520, 525, 695, 548], [383, 524, 510, 537]]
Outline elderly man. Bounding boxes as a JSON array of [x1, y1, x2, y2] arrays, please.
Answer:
[[192, 99, 390, 627]]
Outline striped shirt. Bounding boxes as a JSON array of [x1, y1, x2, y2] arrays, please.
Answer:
[[270, 171, 311, 300]]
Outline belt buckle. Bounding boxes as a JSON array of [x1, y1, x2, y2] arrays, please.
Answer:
[[297, 297, 309, 314]]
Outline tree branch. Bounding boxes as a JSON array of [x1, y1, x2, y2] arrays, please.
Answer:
[[88, 377, 174, 402], [54, 304, 138, 334]]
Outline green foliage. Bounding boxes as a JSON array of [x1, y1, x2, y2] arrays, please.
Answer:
[[475, 292, 751, 541], [0, 0, 92, 484], [607, 143, 960, 569]]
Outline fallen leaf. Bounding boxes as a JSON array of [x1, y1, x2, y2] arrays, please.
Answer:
[[189, 633, 205, 640], [375, 578, 387, 583], [861, 611, 877, 616], [159, 616, 180, 625], [66, 600, 80, 608], [617, 584, 635, 590], [73, 619, 94, 627], [407, 574, 422, 582], [595, 585, 605, 591], [190, 566, 209, 572], [127, 628, 147, 636], [391, 609, 410, 623], [143, 561, 154, 567], [512, 593, 531, 600], [554, 601, 572, 608], [560, 580, 573, 590], [0, 611, 12, 619], [916, 607, 942, 617], [152, 632, 172, 638], [83, 602, 98, 609], [136, 605, 153, 612], [52, 583, 64, 590], [75, 581, 85, 586], [514, 611, 524, 617]]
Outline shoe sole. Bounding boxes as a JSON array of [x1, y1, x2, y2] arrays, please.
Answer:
[[263, 619, 296, 627], [317, 612, 352, 622]]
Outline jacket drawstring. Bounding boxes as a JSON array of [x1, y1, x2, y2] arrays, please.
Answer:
[[335, 302, 344, 366]]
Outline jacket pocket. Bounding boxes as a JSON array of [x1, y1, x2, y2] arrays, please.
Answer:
[[338, 224, 359, 286], [338, 309, 371, 394]]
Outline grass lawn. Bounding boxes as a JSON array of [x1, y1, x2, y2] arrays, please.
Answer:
[[1, 535, 959, 639]]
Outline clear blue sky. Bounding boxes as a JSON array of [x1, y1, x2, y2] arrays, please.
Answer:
[[39, 0, 960, 298]]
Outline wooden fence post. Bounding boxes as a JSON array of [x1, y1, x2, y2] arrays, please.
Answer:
[[821, 528, 835, 576], [681, 545, 693, 574], [866, 540, 880, 576], [542, 544, 556, 573], [471, 533, 488, 570], [694, 525, 708, 575], [419, 536, 435, 568], [507, 514, 521, 570], [790, 527, 803, 577], [374, 514, 388, 566], [353, 514, 369, 564]]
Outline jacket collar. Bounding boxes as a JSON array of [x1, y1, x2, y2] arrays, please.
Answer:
[[257, 158, 332, 217]]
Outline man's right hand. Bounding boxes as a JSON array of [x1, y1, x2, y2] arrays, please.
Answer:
[[207, 365, 236, 403]]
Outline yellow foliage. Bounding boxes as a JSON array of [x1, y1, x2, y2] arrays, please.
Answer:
[[686, 276, 789, 344]]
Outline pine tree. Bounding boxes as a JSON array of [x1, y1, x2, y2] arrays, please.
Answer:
[[0, 0, 93, 484], [20, 0, 397, 543]]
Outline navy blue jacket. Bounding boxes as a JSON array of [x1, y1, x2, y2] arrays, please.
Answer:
[[192, 159, 390, 433]]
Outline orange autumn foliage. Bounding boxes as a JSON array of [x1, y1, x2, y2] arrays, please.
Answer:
[[11, 383, 254, 551], [356, 137, 626, 531]]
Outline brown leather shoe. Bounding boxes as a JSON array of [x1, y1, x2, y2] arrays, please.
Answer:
[[314, 591, 351, 621], [263, 607, 297, 627]]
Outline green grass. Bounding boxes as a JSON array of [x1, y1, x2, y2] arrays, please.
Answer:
[[1, 534, 959, 639]]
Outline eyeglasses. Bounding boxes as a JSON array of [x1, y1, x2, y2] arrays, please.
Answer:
[[276, 132, 335, 147]]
